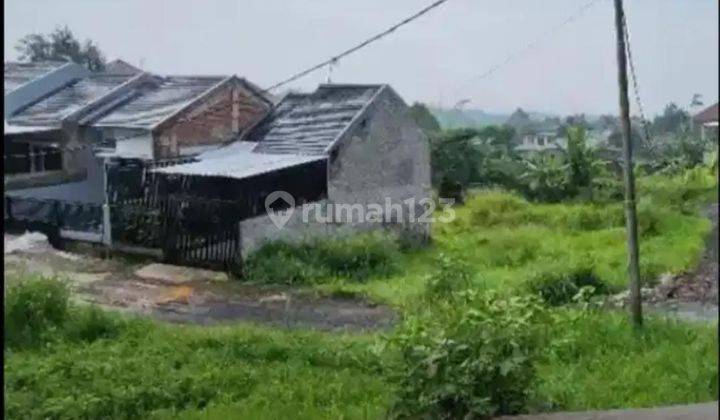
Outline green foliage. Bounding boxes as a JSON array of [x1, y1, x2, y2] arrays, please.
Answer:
[[409, 102, 442, 135], [536, 311, 718, 411], [244, 232, 401, 284], [565, 125, 600, 197], [16, 25, 106, 71], [432, 178, 711, 293], [431, 128, 483, 201], [4, 275, 70, 349], [64, 305, 125, 343], [4, 167, 717, 419], [4, 297, 390, 419], [651, 103, 691, 136], [519, 154, 570, 202], [423, 253, 475, 301], [391, 292, 550, 418], [4, 276, 127, 350], [527, 266, 607, 306]]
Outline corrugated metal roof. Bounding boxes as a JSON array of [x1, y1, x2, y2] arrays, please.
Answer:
[[152, 141, 325, 179], [4, 61, 66, 95], [7, 73, 134, 127], [248, 84, 383, 155], [90, 76, 226, 128], [4, 120, 59, 135]]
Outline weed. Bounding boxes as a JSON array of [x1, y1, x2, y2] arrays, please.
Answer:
[[4, 275, 70, 349], [244, 232, 401, 285]]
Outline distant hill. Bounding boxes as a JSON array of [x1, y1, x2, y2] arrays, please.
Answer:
[[430, 107, 556, 129]]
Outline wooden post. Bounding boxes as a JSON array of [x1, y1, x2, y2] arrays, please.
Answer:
[[613, 0, 643, 328]]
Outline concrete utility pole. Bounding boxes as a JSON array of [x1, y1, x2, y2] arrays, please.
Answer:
[[613, 0, 642, 328]]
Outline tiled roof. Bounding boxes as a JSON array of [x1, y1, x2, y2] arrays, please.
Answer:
[[694, 103, 718, 124], [7, 73, 134, 127], [4, 61, 67, 95], [91, 76, 226, 128], [247, 84, 384, 155]]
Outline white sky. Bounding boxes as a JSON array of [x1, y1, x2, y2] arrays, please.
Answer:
[[4, 0, 718, 116]]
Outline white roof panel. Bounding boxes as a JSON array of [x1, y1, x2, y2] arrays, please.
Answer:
[[152, 142, 325, 179]]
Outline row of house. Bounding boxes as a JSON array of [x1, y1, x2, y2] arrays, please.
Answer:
[[4, 60, 431, 267], [508, 104, 719, 159]]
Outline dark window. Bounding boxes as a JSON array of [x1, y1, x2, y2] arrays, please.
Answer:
[[3, 142, 62, 174], [97, 137, 117, 150], [4, 142, 30, 174], [42, 147, 62, 171]]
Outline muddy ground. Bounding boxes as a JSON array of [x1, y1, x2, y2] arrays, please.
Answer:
[[4, 203, 717, 328], [3, 234, 395, 331], [643, 203, 719, 321]]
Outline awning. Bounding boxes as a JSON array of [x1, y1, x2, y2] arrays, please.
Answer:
[[148, 142, 328, 222], [151, 142, 326, 180]]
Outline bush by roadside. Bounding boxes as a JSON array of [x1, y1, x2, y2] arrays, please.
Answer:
[[4, 275, 127, 350], [390, 291, 550, 419], [243, 232, 402, 285]]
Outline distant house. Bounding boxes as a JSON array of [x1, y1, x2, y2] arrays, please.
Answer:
[[693, 103, 718, 142], [515, 130, 567, 157]]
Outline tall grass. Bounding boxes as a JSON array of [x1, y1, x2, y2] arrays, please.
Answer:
[[243, 231, 401, 285], [4, 170, 717, 418], [534, 311, 718, 412]]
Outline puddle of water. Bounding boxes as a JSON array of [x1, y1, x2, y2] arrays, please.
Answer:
[[648, 302, 718, 323]]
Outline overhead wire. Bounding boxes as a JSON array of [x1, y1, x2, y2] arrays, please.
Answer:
[[449, 0, 605, 100], [621, 9, 653, 150], [263, 0, 452, 92]]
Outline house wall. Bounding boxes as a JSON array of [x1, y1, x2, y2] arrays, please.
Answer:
[[154, 82, 269, 160], [6, 146, 105, 204], [238, 86, 432, 255], [4, 129, 85, 190]]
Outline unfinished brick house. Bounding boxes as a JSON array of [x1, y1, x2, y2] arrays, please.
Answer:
[[153, 84, 432, 257]]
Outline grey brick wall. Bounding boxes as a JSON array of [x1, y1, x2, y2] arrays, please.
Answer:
[[238, 86, 432, 255]]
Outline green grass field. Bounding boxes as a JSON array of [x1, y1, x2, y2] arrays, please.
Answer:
[[4, 170, 718, 419]]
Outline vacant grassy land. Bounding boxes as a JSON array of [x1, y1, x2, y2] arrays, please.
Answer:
[[4, 170, 718, 419], [319, 169, 716, 308]]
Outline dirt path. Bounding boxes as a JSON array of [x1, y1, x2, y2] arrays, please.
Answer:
[[644, 203, 718, 321], [496, 402, 718, 420], [3, 233, 395, 331]]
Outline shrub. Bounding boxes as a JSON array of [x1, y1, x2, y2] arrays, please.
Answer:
[[423, 253, 474, 300], [469, 192, 529, 226], [244, 232, 401, 285], [243, 242, 324, 285], [527, 266, 607, 306], [4, 275, 70, 348], [65, 305, 125, 343], [391, 291, 550, 419]]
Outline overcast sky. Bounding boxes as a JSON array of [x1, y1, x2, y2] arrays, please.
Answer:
[[4, 0, 718, 116]]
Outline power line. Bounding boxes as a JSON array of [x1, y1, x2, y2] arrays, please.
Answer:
[[622, 11, 653, 149], [264, 0, 452, 92], [451, 0, 604, 99]]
